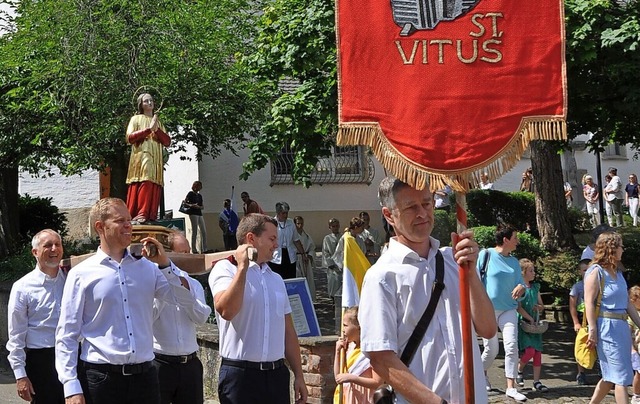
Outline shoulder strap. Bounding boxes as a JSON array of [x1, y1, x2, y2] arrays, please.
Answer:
[[400, 250, 445, 365], [582, 267, 605, 328], [480, 248, 491, 282]]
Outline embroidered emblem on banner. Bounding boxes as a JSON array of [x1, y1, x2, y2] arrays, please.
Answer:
[[336, 0, 567, 190]]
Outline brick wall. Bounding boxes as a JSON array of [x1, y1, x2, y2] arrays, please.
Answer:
[[197, 324, 338, 403]]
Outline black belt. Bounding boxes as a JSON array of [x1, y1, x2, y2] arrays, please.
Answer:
[[154, 352, 198, 364], [82, 360, 153, 376], [221, 358, 285, 371]]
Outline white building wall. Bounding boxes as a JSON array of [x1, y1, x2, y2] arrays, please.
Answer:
[[18, 136, 640, 248]]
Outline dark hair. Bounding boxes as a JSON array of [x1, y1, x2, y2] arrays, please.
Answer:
[[236, 214, 277, 245], [578, 258, 591, 267], [275, 201, 290, 214], [346, 217, 365, 232], [495, 223, 517, 246]]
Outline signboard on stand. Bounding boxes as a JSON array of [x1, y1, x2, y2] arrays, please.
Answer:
[[284, 278, 321, 337]]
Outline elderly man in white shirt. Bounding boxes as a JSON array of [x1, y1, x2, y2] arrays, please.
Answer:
[[7, 229, 65, 404], [209, 213, 307, 404], [269, 201, 306, 280], [153, 231, 212, 404], [55, 197, 198, 404], [359, 176, 497, 403]]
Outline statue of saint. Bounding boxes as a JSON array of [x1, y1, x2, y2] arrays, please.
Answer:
[[125, 93, 170, 223]]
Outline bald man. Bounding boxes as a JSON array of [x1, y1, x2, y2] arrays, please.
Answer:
[[153, 231, 212, 403]]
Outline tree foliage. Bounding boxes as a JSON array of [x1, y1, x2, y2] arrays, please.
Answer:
[[241, 0, 337, 186], [0, 0, 268, 174], [565, 0, 640, 150], [0, 0, 268, 256]]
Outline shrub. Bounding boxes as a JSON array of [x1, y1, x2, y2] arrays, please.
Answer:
[[0, 246, 35, 282], [18, 194, 68, 244], [467, 190, 537, 235], [472, 225, 545, 261], [567, 207, 592, 233], [431, 210, 457, 245], [537, 251, 581, 292]]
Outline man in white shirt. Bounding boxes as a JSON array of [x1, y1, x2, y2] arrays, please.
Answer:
[[358, 211, 384, 264], [359, 176, 497, 403], [606, 167, 625, 226], [209, 214, 307, 404], [7, 229, 65, 404], [269, 201, 306, 279], [434, 185, 453, 212], [55, 197, 197, 404], [153, 231, 211, 404]]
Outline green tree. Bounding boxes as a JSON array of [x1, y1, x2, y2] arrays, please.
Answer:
[[244, 0, 640, 252], [0, 0, 268, 256], [241, 0, 337, 186], [565, 0, 640, 149]]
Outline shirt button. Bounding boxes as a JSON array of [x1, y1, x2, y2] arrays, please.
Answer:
[[129, 333, 132, 336], [124, 299, 127, 302]]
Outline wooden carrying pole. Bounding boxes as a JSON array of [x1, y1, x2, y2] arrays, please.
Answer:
[[455, 193, 474, 404]]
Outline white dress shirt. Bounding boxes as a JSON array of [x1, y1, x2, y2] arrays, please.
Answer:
[[55, 248, 197, 398], [359, 237, 487, 404], [271, 218, 300, 264], [6, 266, 66, 379], [209, 259, 291, 362], [610, 175, 624, 199], [153, 270, 211, 355]]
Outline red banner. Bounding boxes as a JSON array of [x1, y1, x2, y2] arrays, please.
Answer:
[[336, 0, 567, 190]]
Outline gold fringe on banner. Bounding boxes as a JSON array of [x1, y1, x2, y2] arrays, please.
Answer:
[[336, 117, 567, 193]]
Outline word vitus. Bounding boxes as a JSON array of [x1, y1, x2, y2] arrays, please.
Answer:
[[395, 13, 504, 65]]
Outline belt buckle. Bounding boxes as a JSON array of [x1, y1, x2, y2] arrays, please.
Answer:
[[260, 361, 273, 371], [122, 365, 133, 376], [180, 356, 189, 364]]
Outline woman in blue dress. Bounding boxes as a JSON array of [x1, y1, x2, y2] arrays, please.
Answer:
[[585, 232, 640, 403]]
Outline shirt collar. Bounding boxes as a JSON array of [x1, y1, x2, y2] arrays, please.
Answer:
[[33, 265, 65, 285], [95, 247, 137, 265], [388, 236, 441, 262]]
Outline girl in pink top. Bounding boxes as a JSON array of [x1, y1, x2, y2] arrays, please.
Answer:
[[334, 306, 383, 404]]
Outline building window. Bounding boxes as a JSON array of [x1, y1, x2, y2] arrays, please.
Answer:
[[271, 145, 375, 185], [602, 143, 627, 159]]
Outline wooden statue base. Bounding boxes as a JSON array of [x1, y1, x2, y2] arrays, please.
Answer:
[[61, 224, 234, 275]]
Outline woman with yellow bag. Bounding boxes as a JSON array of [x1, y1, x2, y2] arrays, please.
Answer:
[[585, 232, 640, 403]]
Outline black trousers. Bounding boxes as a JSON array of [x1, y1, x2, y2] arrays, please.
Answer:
[[269, 248, 296, 279], [152, 356, 204, 404], [79, 360, 160, 404], [223, 233, 238, 251], [25, 348, 64, 404], [218, 363, 289, 404]]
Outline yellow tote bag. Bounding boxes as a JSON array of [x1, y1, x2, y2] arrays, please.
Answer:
[[574, 271, 604, 369]]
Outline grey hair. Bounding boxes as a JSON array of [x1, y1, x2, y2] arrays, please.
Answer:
[[32, 229, 62, 249], [275, 201, 290, 213], [378, 176, 413, 210]]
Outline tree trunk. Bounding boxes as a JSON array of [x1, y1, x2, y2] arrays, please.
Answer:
[[530, 140, 577, 251], [0, 166, 20, 258]]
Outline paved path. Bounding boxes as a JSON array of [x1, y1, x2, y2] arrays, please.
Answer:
[[484, 321, 615, 403]]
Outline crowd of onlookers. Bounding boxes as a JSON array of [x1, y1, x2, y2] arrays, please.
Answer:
[[11, 172, 640, 404]]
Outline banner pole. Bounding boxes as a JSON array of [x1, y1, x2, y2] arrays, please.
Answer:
[[455, 192, 474, 404]]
